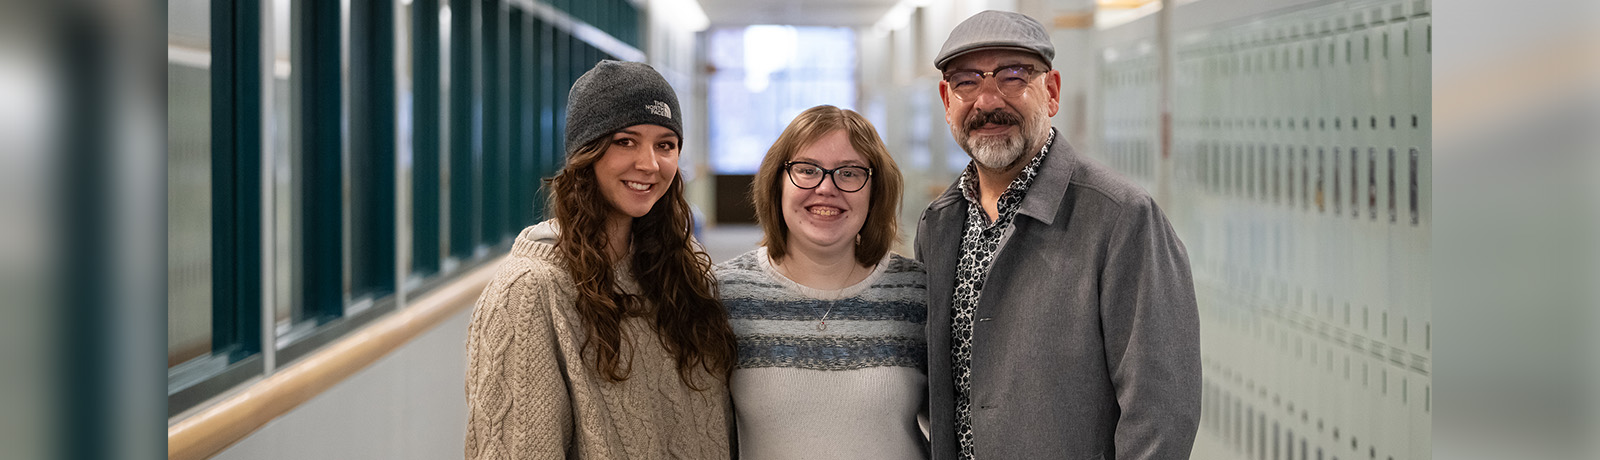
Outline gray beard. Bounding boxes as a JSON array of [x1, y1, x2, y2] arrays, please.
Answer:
[[965, 134, 1027, 171], [958, 112, 1049, 171]]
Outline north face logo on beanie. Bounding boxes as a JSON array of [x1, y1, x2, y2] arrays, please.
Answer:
[[646, 100, 672, 119]]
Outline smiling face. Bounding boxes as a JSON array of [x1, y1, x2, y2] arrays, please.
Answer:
[[781, 129, 872, 257], [593, 124, 680, 224], [940, 49, 1061, 172]]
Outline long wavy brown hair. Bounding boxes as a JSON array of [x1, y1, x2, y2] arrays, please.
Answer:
[[546, 135, 736, 390]]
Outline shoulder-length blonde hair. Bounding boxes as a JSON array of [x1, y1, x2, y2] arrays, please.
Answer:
[[751, 105, 903, 265], [546, 134, 736, 389]]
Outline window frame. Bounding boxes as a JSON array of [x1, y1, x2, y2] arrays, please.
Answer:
[[168, 0, 265, 417]]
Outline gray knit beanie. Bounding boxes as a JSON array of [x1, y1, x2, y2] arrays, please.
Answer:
[[564, 60, 683, 154]]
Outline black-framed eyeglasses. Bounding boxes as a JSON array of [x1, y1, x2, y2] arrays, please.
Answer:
[[942, 64, 1044, 100], [784, 161, 872, 192]]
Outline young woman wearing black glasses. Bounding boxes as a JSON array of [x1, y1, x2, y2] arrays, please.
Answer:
[[713, 104, 929, 459]]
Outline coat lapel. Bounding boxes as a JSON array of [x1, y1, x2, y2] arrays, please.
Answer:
[[1016, 130, 1078, 226], [977, 133, 1078, 324]]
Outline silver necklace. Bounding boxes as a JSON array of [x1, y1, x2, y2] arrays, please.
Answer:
[[813, 262, 858, 332], [816, 300, 836, 331], [777, 257, 859, 332]]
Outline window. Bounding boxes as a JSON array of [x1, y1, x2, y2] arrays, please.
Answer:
[[708, 26, 857, 174], [170, 0, 641, 420], [168, 0, 264, 416], [411, 0, 443, 280], [273, 0, 402, 364], [168, 0, 215, 371]]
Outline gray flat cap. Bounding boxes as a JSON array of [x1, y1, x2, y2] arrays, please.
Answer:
[[934, 10, 1055, 70]]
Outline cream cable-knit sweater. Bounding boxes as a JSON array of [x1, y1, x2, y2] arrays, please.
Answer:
[[465, 222, 733, 460]]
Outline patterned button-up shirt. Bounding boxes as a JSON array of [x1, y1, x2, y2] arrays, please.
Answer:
[[950, 130, 1053, 460]]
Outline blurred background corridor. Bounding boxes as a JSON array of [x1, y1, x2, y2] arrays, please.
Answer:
[[161, 0, 1431, 458]]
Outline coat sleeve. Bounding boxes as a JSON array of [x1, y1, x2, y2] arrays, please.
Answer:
[[1099, 196, 1202, 460], [465, 264, 573, 460]]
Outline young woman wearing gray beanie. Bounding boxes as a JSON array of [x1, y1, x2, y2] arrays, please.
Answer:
[[465, 60, 736, 459]]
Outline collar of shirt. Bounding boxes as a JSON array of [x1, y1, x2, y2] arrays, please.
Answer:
[[957, 128, 1055, 224]]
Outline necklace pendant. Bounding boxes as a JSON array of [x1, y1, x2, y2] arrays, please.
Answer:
[[816, 321, 827, 332]]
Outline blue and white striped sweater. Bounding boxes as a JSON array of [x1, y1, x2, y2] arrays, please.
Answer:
[[715, 248, 928, 372]]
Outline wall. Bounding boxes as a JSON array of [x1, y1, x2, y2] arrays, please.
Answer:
[[211, 309, 472, 460]]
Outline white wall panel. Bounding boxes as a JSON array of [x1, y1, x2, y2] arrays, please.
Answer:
[[212, 310, 472, 460]]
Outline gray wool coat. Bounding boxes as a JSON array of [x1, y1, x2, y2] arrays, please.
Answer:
[[914, 134, 1201, 460]]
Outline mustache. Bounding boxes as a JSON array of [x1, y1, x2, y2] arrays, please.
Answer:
[[964, 109, 1022, 131]]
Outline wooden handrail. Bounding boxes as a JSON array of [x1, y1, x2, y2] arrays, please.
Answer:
[[167, 257, 503, 460]]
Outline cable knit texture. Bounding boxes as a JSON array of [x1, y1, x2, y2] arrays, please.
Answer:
[[466, 221, 733, 460]]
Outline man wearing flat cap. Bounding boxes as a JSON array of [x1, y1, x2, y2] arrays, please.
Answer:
[[914, 10, 1201, 460]]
